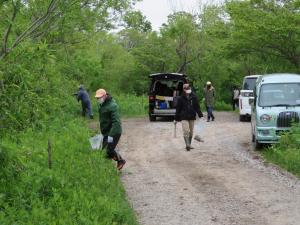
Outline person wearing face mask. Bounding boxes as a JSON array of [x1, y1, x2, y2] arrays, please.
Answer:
[[204, 81, 215, 122], [175, 83, 203, 151], [95, 88, 126, 170]]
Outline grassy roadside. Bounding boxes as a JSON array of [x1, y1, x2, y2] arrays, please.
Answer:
[[0, 117, 138, 225], [261, 124, 300, 178]]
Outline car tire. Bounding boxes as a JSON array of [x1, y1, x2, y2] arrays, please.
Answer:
[[149, 115, 156, 122], [253, 135, 263, 150], [255, 140, 263, 150], [239, 115, 244, 122]]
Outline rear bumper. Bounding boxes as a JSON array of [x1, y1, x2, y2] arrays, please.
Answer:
[[150, 109, 176, 116], [239, 97, 253, 116]]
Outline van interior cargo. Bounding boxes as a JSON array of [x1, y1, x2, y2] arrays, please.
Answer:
[[151, 80, 184, 109]]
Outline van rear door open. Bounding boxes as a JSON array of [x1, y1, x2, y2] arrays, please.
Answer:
[[148, 73, 187, 121]]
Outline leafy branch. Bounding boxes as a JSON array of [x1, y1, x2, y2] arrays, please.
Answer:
[[0, 0, 59, 60]]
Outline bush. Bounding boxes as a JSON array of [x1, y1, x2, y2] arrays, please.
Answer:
[[263, 123, 300, 178], [200, 100, 232, 112], [0, 119, 138, 225], [114, 94, 147, 117], [214, 101, 232, 111]]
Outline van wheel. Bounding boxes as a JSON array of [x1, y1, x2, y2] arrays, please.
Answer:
[[239, 115, 244, 122], [149, 115, 156, 122], [255, 140, 263, 150], [253, 135, 263, 150]]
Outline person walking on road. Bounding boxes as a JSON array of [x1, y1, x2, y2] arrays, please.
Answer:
[[232, 86, 240, 111], [95, 88, 126, 170], [204, 81, 215, 122], [76, 85, 93, 119], [175, 83, 203, 151]]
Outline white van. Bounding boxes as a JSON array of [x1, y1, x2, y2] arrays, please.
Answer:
[[239, 75, 261, 121]]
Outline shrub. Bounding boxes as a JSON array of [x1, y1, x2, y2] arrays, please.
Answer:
[[0, 119, 138, 225], [263, 123, 300, 178]]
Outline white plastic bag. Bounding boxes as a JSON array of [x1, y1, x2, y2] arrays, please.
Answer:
[[89, 134, 103, 150], [194, 119, 205, 142]]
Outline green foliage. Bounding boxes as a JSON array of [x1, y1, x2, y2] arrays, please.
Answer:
[[115, 94, 147, 117], [0, 119, 138, 225], [214, 101, 232, 111], [123, 10, 152, 32], [0, 42, 78, 135], [263, 123, 300, 178]]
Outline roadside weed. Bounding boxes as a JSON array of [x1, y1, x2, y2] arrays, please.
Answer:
[[263, 123, 300, 178], [0, 119, 138, 225]]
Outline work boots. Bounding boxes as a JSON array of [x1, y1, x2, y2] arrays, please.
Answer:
[[184, 136, 191, 151], [189, 135, 194, 149]]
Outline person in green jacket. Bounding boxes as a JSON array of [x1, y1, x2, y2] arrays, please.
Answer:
[[95, 88, 126, 170]]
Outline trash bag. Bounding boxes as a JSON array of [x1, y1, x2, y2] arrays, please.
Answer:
[[89, 134, 103, 150], [194, 119, 205, 142]]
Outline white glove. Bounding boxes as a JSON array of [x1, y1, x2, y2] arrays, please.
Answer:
[[107, 136, 113, 143]]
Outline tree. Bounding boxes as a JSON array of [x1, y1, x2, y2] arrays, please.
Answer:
[[0, 0, 59, 60], [123, 10, 152, 32], [160, 11, 201, 73], [226, 0, 300, 71]]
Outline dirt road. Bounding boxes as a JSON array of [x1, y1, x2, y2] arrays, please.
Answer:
[[118, 112, 300, 225]]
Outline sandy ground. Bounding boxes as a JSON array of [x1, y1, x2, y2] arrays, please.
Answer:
[[117, 112, 300, 225]]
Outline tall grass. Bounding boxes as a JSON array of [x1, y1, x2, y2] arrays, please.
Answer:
[[262, 123, 300, 178], [200, 100, 232, 112], [214, 101, 232, 111], [114, 94, 148, 117], [0, 118, 138, 225]]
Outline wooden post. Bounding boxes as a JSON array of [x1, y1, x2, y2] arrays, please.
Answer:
[[47, 139, 52, 169]]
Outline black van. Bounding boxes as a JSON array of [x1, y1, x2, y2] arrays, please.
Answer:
[[148, 73, 188, 121]]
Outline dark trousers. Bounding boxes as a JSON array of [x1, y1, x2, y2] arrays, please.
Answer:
[[82, 101, 93, 118], [102, 134, 123, 161], [232, 99, 239, 110], [206, 106, 215, 121]]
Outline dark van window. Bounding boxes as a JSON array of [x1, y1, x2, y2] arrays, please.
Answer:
[[243, 78, 257, 90]]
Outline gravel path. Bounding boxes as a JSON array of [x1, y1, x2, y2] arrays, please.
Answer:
[[118, 112, 300, 225]]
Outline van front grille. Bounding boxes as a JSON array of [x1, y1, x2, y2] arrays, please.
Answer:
[[277, 111, 299, 128]]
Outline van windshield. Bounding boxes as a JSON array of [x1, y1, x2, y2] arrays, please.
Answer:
[[259, 83, 300, 107], [243, 78, 257, 90]]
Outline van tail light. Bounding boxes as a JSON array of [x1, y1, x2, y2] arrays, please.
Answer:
[[240, 99, 242, 109], [149, 96, 155, 101]]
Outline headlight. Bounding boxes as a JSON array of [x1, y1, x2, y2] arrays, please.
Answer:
[[260, 114, 272, 123]]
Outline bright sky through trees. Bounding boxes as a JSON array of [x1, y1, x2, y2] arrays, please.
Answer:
[[134, 0, 223, 31]]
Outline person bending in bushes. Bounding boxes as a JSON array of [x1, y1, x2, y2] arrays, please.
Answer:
[[76, 85, 93, 119], [95, 88, 126, 170], [175, 83, 204, 151]]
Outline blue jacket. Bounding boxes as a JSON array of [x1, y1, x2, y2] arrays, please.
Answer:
[[77, 87, 91, 104]]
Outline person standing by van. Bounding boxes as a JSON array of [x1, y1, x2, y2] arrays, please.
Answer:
[[232, 86, 240, 111], [175, 83, 203, 151], [95, 88, 126, 170], [204, 81, 215, 122]]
